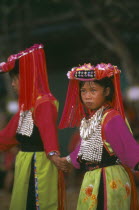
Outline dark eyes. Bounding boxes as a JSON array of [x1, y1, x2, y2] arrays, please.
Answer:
[[80, 89, 86, 92], [91, 89, 96, 92], [80, 89, 96, 92]]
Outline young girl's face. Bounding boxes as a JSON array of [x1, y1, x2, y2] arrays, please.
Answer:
[[80, 81, 110, 110]]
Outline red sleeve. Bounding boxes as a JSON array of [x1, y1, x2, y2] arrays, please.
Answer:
[[0, 113, 19, 151], [34, 101, 60, 155]]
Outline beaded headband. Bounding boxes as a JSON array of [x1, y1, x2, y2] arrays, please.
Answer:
[[74, 70, 96, 79], [67, 63, 120, 81], [67, 63, 95, 81]]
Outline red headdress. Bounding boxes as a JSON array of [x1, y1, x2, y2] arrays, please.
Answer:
[[59, 63, 125, 129], [0, 44, 56, 111]]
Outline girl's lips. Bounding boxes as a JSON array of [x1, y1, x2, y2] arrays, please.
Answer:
[[85, 102, 93, 106]]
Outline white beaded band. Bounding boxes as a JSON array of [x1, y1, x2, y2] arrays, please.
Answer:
[[66, 155, 72, 163]]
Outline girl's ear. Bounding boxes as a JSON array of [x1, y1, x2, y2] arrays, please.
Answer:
[[104, 87, 110, 97]]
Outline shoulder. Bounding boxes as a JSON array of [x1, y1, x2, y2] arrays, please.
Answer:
[[101, 108, 121, 126], [34, 95, 59, 111], [33, 95, 59, 123], [101, 108, 123, 139]]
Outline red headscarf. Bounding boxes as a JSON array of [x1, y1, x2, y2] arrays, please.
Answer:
[[0, 44, 56, 111], [59, 63, 125, 128]]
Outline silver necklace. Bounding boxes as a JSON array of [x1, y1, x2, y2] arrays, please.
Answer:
[[78, 106, 104, 162]]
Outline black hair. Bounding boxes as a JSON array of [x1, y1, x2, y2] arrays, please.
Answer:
[[9, 59, 19, 78], [79, 77, 114, 102]]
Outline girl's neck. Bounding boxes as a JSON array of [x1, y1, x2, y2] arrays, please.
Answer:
[[85, 103, 112, 119]]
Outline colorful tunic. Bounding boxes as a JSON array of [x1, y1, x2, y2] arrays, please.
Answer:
[[70, 108, 139, 210], [0, 96, 61, 210]]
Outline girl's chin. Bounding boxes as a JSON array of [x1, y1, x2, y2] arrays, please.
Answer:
[[85, 104, 95, 110], [85, 104, 101, 110]]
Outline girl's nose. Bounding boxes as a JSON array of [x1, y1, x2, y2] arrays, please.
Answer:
[[85, 91, 92, 98]]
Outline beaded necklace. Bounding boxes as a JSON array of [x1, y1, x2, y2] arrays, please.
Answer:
[[78, 106, 104, 162]]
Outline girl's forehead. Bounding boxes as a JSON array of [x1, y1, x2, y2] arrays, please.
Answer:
[[81, 81, 97, 87]]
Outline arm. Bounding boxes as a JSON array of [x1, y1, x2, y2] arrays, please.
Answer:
[[104, 114, 139, 169], [68, 143, 80, 169], [0, 113, 19, 151], [34, 100, 59, 155], [34, 100, 69, 171]]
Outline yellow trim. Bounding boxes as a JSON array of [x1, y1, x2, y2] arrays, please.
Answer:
[[53, 100, 59, 111], [125, 117, 132, 134], [103, 140, 114, 154], [101, 112, 109, 125], [37, 95, 42, 100], [101, 111, 114, 155]]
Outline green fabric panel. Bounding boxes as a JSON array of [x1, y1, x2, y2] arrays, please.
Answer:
[[77, 165, 131, 210], [9, 151, 58, 210], [77, 168, 102, 210], [35, 152, 58, 209], [105, 165, 131, 210], [10, 151, 33, 210]]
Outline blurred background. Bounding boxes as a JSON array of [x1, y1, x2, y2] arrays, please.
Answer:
[[0, 0, 139, 209]]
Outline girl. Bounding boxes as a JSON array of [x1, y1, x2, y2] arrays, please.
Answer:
[[59, 63, 139, 210], [0, 44, 65, 210]]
